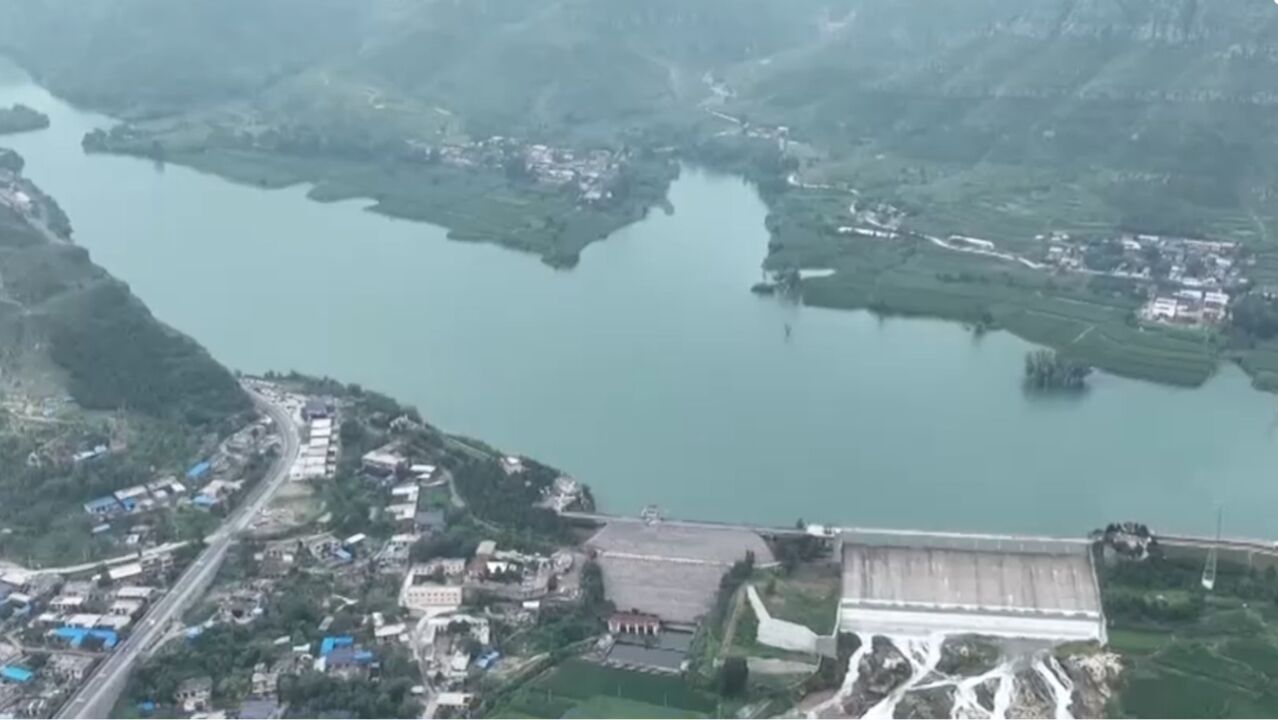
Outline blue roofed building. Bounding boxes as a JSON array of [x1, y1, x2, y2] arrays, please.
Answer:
[[323, 646, 375, 678], [319, 636, 353, 656], [186, 461, 211, 480], [52, 627, 118, 650], [0, 666, 32, 684]]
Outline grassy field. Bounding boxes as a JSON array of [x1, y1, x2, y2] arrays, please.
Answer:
[[420, 484, 452, 509], [757, 564, 841, 636], [489, 658, 716, 719], [1106, 554, 1278, 718]]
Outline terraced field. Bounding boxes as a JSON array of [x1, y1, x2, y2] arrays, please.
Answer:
[[1105, 555, 1278, 718]]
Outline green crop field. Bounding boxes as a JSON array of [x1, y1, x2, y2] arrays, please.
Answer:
[[489, 659, 716, 719], [1107, 628, 1169, 656], [561, 696, 706, 718], [1106, 555, 1278, 718]]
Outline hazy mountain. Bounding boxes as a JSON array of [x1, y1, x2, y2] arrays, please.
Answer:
[[4, 0, 1278, 238]]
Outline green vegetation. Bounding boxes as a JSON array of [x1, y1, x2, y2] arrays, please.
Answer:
[[1103, 550, 1278, 718], [489, 658, 715, 719], [1023, 349, 1092, 392], [718, 657, 748, 698], [0, 148, 20, 172], [45, 280, 250, 425], [0, 104, 48, 135], [449, 455, 572, 543], [279, 656, 422, 720], [756, 564, 840, 636]]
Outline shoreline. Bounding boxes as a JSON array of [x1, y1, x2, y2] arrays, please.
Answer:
[[85, 138, 1255, 394]]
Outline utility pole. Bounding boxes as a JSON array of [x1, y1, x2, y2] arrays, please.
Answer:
[[1202, 507, 1222, 591]]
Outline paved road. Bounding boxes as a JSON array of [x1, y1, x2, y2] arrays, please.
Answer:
[[56, 385, 301, 719]]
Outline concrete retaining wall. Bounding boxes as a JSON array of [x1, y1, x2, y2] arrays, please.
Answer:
[[747, 585, 819, 654], [838, 604, 1105, 642]]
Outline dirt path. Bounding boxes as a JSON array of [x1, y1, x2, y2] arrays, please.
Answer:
[[1069, 324, 1096, 345], [719, 587, 748, 659]]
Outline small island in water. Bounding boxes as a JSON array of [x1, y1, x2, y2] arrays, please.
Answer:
[[1024, 349, 1092, 392], [0, 103, 49, 135]]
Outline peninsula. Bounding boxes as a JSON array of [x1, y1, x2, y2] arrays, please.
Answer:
[[0, 104, 48, 136], [8, 1, 1278, 389]]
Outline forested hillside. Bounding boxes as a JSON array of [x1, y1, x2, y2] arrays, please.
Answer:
[[0, 154, 248, 424]]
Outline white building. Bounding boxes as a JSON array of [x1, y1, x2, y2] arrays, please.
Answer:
[[114, 585, 156, 601], [387, 504, 416, 523], [399, 567, 464, 616], [1147, 297, 1179, 321], [108, 562, 144, 583], [362, 448, 406, 475]]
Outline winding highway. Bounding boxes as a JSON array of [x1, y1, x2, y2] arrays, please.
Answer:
[[55, 384, 301, 719]]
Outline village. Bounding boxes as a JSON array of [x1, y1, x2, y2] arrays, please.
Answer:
[[0, 402, 286, 717], [419, 137, 626, 205], [64, 378, 600, 718], [1038, 231, 1246, 328], [832, 200, 1251, 332]]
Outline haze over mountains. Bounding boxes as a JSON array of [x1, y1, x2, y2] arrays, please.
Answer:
[[4, 0, 1278, 242]]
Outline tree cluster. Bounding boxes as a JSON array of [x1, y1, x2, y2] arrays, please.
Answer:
[[1023, 349, 1091, 392], [451, 456, 570, 542], [1232, 294, 1278, 341], [48, 281, 250, 425]]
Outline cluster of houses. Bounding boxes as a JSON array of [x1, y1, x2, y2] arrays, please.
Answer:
[[168, 656, 288, 719], [35, 571, 169, 643], [1141, 288, 1232, 326], [0, 569, 171, 716], [0, 169, 34, 216], [83, 474, 192, 522], [84, 411, 277, 527], [1037, 231, 1246, 328], [360, 445, 446, 535], [164, 618, 417, 718], [0, 640, 92, 719], [521, 144, 619, 202], [82, 460, 245, 526], [413, 136, 625, 205], [394, 538, 577, 689]]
